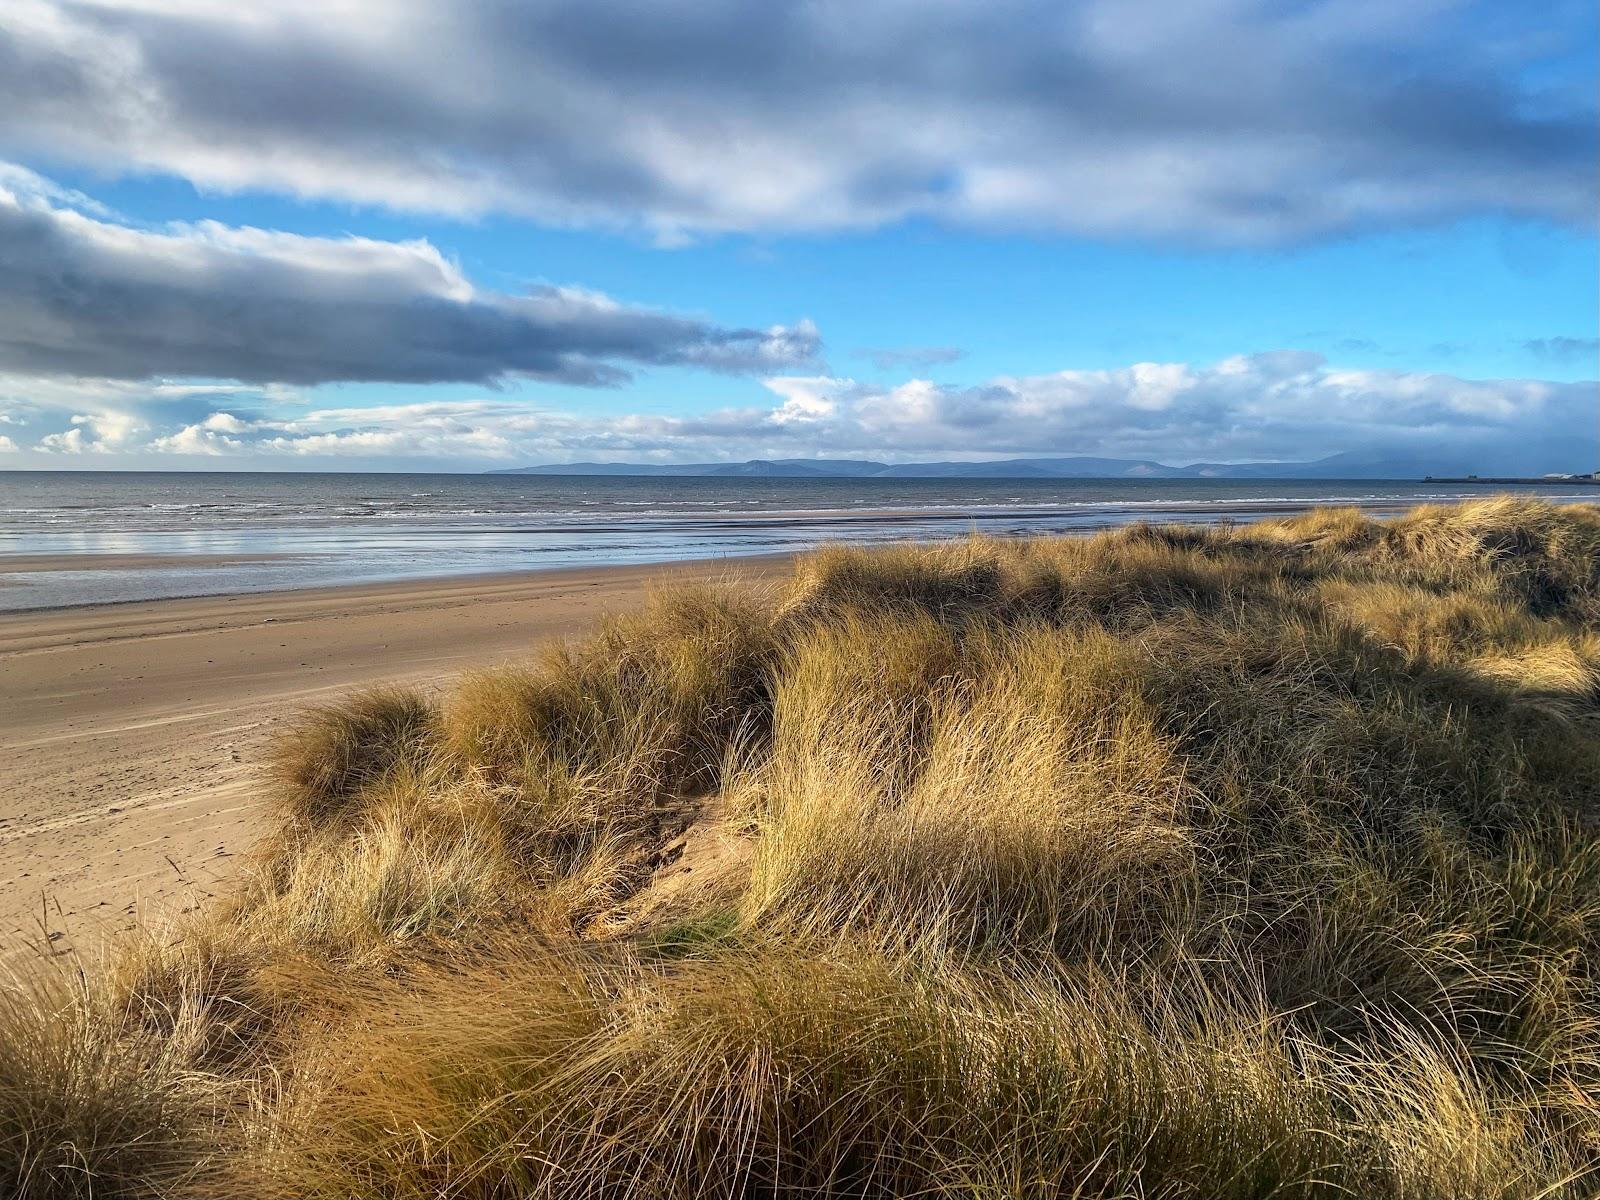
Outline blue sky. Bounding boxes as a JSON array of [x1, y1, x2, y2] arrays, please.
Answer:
[[0, 0, 1594, 471]]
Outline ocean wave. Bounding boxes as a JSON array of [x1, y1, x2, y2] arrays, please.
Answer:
[[3, 475, 1593, 539]]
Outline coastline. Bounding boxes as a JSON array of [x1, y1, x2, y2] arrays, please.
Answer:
[[0, 554, 793, 955], [7, 480, 1597, 613]]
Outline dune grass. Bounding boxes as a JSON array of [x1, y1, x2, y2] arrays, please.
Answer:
[[3, 496, 1598, 1198]]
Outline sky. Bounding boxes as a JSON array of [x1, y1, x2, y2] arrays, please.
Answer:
[[0, 0, 1595, 473]]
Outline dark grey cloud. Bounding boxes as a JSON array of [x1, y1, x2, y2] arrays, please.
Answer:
[[0, 166, 817, 386], [1, 1, 1592, 242]]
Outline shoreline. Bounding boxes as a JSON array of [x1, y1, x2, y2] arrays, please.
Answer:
[[8, 487, 1598, 614], [0, 550, 793, 620], [0, 555, 794, 956]]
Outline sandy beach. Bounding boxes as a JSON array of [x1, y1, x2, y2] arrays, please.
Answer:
[[0, 556, 789, 956]]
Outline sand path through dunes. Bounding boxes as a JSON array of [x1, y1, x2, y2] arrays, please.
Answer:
[[0, 558, 787, 958]]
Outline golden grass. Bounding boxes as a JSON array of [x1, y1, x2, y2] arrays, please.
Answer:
[[253, 951, 1360, 1198], [4, 497, 1598, 1198], [271, 687, 436, 826], [741, 619, 1198, 955], [0, 965, 215, 1199]]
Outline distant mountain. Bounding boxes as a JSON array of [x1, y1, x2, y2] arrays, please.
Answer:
[[871, 457, 1177, 478], [492, 454, 1445, 480], [494, 458, 888, 478]]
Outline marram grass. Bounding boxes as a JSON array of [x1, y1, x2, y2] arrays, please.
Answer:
[[4, 497, 1598, 1198]]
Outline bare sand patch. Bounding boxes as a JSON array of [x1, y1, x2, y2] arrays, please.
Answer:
[[0, 558, 789, 956]]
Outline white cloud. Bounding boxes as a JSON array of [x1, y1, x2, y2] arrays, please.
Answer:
[[35, 411, 146, 453], [7, 351, 1582, 475], [763, 377, 845, 425], [38, 425, 94, 454], [0, 434, 17, 452], [199, 412, 254, 434], [143, 424, 239, 456], [809, 356, 1580, 467], [0, 0, 1590, 242]]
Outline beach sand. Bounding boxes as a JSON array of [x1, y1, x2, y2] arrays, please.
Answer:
[[0, 557, 789, 957]]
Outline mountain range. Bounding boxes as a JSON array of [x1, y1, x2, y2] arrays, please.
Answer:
[[492, 451, 1488, 480]]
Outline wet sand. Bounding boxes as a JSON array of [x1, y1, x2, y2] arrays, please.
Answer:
[[0, 556, 789, 957]]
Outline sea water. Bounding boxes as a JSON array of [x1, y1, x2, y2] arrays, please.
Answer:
[[1, 471, 1594, 610]]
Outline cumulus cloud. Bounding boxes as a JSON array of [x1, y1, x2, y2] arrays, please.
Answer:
[[0, 164, 818, 386], [12, 352, 1591, 475], [0, 1, 1591, 242], [36, 409, 146, 452], [804, 355, 1594, 469]]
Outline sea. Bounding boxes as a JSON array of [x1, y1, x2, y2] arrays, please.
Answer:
[[2, 471, 1596, 611]]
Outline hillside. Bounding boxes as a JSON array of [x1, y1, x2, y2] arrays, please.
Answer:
[[3, 497, 1598, 1198]]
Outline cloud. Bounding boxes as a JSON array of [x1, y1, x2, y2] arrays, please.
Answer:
[[37, 425, 96, 454], [0, 165, 818, 387], [36, 411, 147, 453], [823, 352, 1593, 472], [0, 371, 297, 454], [0, 435, 17, 453], [859, 346, 965, 371], [1, 1, 1591, 243], [13, 352, 1593, 475]]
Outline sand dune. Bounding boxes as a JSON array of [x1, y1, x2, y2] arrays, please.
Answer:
[[0, 558, 788, 956]]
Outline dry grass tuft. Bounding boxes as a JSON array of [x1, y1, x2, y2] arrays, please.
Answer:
[[270, 687, 436, 825], [0, 965, 215, 1200], [249, 950, 1357, 1199], [742, 620, 1197, 956]]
